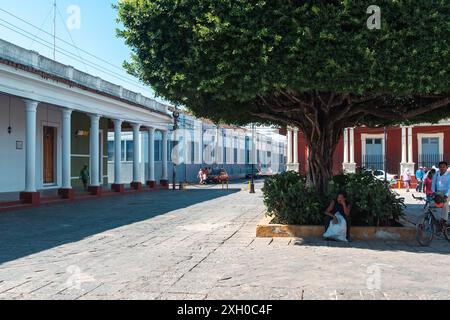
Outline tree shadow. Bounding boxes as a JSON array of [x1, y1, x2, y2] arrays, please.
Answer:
[[291, 236, 450, 255], [0, 188, 241, 264]]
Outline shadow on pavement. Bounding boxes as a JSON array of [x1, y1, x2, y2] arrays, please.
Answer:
[[0, 188, 240, 264], [291, 236, 450, 255]]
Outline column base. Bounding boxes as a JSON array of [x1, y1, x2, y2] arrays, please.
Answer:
[[130, 182, 143, 191], [146, 181, 156, 189], [160, 180, 169, 189], [58, 188, 75, 200], [20, 192, 40, 207], [111, 184, 125, 193], [343, 163, 357, 174], [286, 163, 300, 172], [400, 163, 416, 175], [88, 186, 102, 197]]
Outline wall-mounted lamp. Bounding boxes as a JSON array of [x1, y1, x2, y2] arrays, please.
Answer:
[[75, 130, 90, 137]]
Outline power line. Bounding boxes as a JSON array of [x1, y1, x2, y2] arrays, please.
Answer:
[[0, 18, 153, 92], [55, 4, 89, 73], [0, 7, 134, 75], [29, 6, 53, 50]]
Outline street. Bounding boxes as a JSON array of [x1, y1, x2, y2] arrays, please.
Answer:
[[0, 182, 449, 300]]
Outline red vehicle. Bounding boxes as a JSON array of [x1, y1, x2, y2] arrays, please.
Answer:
[[206, 168, 229, 184]]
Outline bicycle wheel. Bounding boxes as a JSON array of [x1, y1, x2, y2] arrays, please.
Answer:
[[416, 214, 435, 247], [444, 225, 450, 242]]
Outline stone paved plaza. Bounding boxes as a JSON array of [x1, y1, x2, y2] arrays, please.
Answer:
[[0, 182, 449, 300]]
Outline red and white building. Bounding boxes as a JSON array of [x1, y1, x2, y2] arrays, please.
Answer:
[[286, 122, 450, 176]]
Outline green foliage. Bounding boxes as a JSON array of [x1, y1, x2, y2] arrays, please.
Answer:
[[116, 0, 450, 126], [262, 171, 326, 225], [263, 170, 405, 226], [328, 170, 405, 226]]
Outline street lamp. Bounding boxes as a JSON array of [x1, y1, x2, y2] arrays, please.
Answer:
[[172, 109, 180, 190]]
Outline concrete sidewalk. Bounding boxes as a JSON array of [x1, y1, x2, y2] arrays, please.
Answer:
[[0, 182, 449, 300]]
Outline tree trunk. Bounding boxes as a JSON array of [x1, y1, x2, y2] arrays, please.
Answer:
[[305, 129, 339, 196]]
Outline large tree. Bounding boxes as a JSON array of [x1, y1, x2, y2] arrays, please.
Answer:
[[116, 0, 450, 194]]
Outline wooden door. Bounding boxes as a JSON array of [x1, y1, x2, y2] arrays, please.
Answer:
[[43, 126, 56, 184]]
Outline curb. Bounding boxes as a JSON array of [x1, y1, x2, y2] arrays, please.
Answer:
[[256, 216, 416, 241]]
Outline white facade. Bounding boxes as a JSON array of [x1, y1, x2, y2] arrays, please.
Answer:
[[0, 39, 172, 196]]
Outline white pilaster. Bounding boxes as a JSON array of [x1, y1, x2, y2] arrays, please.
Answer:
[[343, 128, 349, 164], [401, 126, 407, 164], [349, 128, 355, 164], [408, 126, 413, 164], [293, 129, 299, 164], [147, 127, 155, 182], [132, 123, 141, 183], [61, 108, 72, 189], [161, 130, 168, 180], [287, 130, 293, 164], [114, 119, 123, 185], [89, 114, 100, 187], [23, 99, 39, 193], [343, 127, 356, 173]]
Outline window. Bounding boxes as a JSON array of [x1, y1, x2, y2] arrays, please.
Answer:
[[107, 141, 114, 161], [154, 140, 161, 161], [126, 140, 134, 162], [419, 136, 442, 168], [121, 141, 126, 161]]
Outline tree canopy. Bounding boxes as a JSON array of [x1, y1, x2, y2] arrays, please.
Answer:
[[116, 0, 450, 193]]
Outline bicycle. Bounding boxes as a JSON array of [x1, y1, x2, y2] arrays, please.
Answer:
[[412, 194, 450, 246]]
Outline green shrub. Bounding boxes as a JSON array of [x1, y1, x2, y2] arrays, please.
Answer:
[[262, 170, 405, 226], [328, 170, 405, 226], [262, 171, 326, 225]]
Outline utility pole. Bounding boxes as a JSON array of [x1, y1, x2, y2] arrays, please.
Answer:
[[384, 126, 388, 181], [250, 124, 256, 194], [53, 0, 57, 60], [172, 108, 180, 190]]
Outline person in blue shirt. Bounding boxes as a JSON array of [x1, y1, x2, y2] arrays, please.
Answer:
[[431, 161, 450, 226], [415, 167, 424, 192]]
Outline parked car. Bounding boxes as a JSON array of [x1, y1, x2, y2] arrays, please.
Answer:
[[206, 168, 229, 184], [366, 169, 398, 183]]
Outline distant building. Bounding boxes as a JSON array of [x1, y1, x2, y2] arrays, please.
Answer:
[[286, 123, 450, 177], [107, 114, 288, 184]]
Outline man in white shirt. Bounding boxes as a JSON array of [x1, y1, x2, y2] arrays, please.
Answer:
[[432, 161, 450, 225]]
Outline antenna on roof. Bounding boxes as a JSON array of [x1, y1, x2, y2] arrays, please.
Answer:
[[53, 0, 56, 60]]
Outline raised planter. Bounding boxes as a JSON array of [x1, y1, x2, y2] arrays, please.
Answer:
[[256, 216, 416, 241]]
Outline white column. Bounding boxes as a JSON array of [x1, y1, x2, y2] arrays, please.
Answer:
[[408, 126, 413, 163], [147, 127, 155, 182], [114, 119, 123, 185], [132, 123, 141, 182], [401, 126, 407, 164], [349, 128, 355, 163], [161, 130, 168, 180], [89, 114, 100, 187], [61, 108, 72, 189], [23, 99, 39, 193], [343, 128, 349, 164], [293, 129, 299, 164], [287, 129, 293, 164]]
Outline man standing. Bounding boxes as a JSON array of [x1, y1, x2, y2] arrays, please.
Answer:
[[416, 167, 424, 192], [432, 161, 450, 227], [79, 165, 90, 191]]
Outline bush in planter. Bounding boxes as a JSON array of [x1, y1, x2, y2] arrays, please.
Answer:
[[328, 170, 405, 227], [262, 171, 325, 225], [262, 170, 405, 227]]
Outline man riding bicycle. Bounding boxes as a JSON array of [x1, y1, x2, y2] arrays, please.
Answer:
[[431, 161, 450, 228]]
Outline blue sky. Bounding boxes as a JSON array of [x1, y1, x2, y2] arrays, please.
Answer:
[[0, 0, 162, 101]]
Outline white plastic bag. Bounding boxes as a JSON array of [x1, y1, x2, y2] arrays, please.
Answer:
[[323, 212, 348, 242]]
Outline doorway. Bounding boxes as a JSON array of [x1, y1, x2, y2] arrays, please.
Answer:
[[43, 126, 56, 184]]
